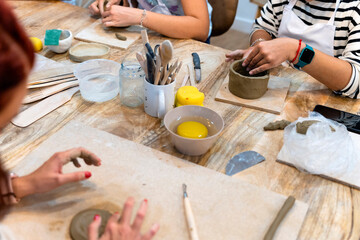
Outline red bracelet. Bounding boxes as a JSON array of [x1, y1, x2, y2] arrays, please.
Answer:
[[291, 39, 302, 63]]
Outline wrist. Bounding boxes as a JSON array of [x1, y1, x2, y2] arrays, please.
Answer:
[[293, 42, 306, 64], [12, 175, 37, 198]]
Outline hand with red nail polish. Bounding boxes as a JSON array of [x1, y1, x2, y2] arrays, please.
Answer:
[[12, 147, 102, 198], [88, 197, 159, 240]]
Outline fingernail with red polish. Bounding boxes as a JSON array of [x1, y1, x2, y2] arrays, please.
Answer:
[[144, 199, 148, 203], [115, 212, 119, 215], [85, 172, 92, 179], [94, 214, 100, 220]]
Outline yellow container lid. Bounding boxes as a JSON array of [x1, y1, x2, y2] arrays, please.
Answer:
[[175, 86, 204, 107]]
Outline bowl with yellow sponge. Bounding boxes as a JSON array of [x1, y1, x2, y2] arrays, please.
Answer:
[[164, 105, 224, 156]]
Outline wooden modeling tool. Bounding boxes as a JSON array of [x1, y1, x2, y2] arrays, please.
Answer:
[[187, 64, 196, 86], [183, 184, 199, 240], [181, 74, 189, 87], [141, 29, 149, 53]]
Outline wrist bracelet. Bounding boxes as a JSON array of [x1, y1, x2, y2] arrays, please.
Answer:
[[291, 39, 302, 63], [250, 38, 265, 47], [140, 9, 147, 27]]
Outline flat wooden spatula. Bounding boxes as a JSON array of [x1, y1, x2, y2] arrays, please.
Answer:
[[12, 87, 79, 128]]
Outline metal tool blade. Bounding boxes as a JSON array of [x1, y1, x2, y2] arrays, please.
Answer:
[[225, 151, 265, 176], [192, 52, 201, 82]]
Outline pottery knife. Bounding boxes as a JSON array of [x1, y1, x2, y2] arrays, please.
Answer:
[[192, 52, 201, 83]]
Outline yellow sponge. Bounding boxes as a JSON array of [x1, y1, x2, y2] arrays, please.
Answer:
[[175, 86, 204, 107]]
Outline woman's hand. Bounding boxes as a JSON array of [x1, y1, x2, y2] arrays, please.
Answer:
[[12, 148, 101, 198], [242, 38, 298, 75], [88, 197, 160, 240], [225, 47, 254, 63], [102, 6, 142, 27], [89, 0, 121, 17]]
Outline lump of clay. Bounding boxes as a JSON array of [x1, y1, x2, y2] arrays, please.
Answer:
[[296, 120, 335, 135], [228, 59, 269, 99], [70, 209, 112, 240], [264, 120, 291, 131], [115, 33, 127, 41]]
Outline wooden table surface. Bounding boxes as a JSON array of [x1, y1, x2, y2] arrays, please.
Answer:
[[2, 1, 360, 239]]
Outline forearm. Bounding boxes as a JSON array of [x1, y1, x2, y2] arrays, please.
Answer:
[[294, 42, 352, 90], [142, 11, 209, 41], [250, 29, 272, 46]]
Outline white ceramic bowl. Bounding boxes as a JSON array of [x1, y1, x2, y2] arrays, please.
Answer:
[[47, 29, 73, 53], [74, 59, 121, 103], [164, 105, 224, 156]]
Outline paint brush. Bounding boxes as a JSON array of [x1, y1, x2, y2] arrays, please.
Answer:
[[182, 184, 199, 240]]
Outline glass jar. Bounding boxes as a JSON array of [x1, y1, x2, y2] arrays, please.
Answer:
[[119, 60, 145, 108]]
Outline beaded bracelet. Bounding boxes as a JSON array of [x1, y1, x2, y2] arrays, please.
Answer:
[[140, 9, 147, 27]]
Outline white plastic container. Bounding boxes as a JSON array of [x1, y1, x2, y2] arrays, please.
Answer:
[[47, 29, 73, 53], [74, 59, 121, 102]]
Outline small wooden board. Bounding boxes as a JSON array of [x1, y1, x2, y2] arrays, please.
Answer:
[[277, 132, 360, 190], [3, 121, 308, 240], [215, 74, 291, 114], [75, 19, 141, 49]]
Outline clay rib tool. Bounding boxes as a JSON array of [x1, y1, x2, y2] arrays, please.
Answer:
[[12, 87, 79, 128], [225, 151, 265, 176], [192, 53, 201, 83], [182, 184, 199, 240], [263, 196, 296, 240]]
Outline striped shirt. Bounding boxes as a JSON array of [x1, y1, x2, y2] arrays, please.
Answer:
[[253, 0, 360, 98]]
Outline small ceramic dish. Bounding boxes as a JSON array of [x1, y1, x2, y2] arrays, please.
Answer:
[[69, 43, 110, 62], [47, 29, 73, 54], [164, 105, 224, 156], [229, 59, 269, 99]]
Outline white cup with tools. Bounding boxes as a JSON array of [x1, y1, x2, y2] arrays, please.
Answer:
[[144, 77, 175, 119]]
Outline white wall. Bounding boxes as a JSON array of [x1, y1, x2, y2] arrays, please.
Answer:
[[231, 1, 258, 33]]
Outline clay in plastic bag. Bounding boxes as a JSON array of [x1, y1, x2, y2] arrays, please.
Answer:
[[277, 112, 358, 177]]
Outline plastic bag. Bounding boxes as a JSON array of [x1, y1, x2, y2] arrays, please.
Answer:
[[277, 112, 358, 177]]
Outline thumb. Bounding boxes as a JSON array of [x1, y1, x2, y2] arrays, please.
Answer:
[[59, 171, 92, 185], [88, 215, 101, 240]]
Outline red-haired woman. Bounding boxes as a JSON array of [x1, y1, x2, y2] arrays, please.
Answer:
[[0, 1, 158, 239]]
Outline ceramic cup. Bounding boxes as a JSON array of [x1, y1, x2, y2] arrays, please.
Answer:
[[47, 29, 73, 54], [164, 105, 224, 156], [229, 59, 269, 99], [144, 77, 175, 118]]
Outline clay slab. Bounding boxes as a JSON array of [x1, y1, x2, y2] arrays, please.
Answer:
[[215, 74, 291, 114], [69, 42, 110, 62], [75, 19, 141, 49], [3, 121, 308, 240]]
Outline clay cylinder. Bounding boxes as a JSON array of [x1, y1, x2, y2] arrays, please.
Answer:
[[229, 59, 269, 99]]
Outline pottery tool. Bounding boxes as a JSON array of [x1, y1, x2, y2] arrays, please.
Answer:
[[263, 196, 296, 240], [12, 87, 79, 128], [225, 151, 265, 176], [28, 72, 76, 86], [161, 59, 178, 85], [182, 184, 199, 240], [146, 52, 155, 84], [136, 51, 147, 79], [187, 64, 196, 86], [141, 29, 149, 53], [154, 53, 162, 85], [160, 40, 173, 79], [181, 74, 190, 87], [145, 42, 155, 60], [23, 81, 79, 104], [170, 61, 182, 83], [28, 77, 77, 89], [192, 53, 201, 83]]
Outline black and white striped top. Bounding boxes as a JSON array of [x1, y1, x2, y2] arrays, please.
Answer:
[[253, 0, 360, 98]]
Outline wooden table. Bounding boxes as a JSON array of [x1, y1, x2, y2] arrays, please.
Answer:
[[2, 1, 360, 239]]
